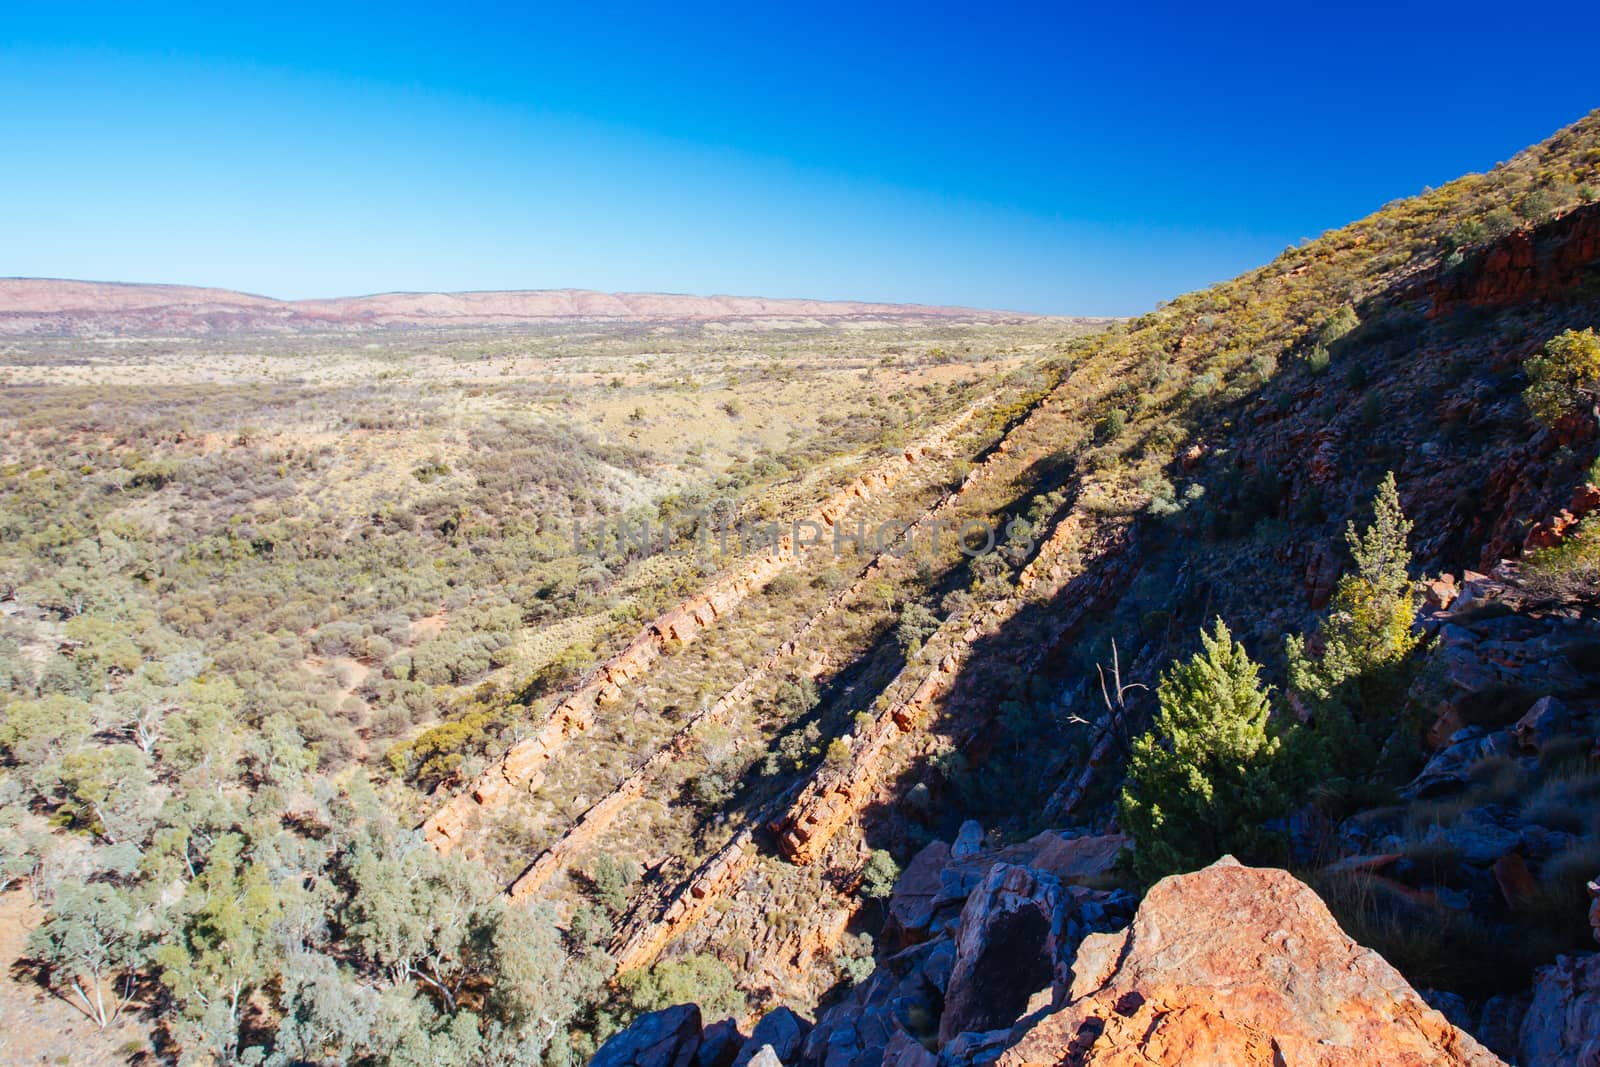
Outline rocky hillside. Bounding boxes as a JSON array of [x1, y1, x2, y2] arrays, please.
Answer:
[[0, 279, 1044, 336], [588, 113, 1600, 1066]]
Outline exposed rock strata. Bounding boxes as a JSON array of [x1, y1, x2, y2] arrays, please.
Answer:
[[422, 408, 975, 854]]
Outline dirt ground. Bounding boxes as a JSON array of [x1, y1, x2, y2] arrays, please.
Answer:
[[0, 890, 151, 1066]]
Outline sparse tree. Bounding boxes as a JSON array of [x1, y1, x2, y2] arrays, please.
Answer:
[[47, 744, 154, 844], [578, 853, 640, 917], [153, 832, 283, 1065], [28, 882, 145, 1029], [343, 839, 489, 1013]]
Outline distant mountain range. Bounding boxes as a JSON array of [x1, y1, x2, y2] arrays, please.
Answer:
[[0, 278, 1047, 336]]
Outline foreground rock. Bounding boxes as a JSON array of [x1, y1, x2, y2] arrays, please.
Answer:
[[997, 858, 1504, 1067], [593, 1005, 705, 1067]]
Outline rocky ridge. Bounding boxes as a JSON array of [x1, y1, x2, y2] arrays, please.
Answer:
[[0, 279, 1046, 336]]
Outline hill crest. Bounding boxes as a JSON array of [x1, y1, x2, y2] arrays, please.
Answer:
[[0, 278, 1045, 335]]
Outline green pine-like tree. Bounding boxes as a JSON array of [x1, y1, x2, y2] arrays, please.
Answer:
[[1119, 620, 1288, 883], [1286, 471, 1418, 776]]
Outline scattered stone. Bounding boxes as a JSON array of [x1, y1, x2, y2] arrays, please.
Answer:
[[1477, 993, 1530, 1062], [1514, 696, 1573, 753]]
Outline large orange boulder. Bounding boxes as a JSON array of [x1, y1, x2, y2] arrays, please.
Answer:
[[996, 858, 1505, 1067]]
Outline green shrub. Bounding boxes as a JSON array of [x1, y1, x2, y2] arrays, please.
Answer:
[[577, 854, 640, 916], [1523, 522, 1600, 602], [858, 849, 900, 900], [1319, 305, 1360, 345], [610, 954, 744, 1031], [1305, 343, 1331, 376], [1523, 327, 1600, 428], [895, 602, 939, 654], [1119, 620, 1289, 882], [1096, 408, 1127, 443]]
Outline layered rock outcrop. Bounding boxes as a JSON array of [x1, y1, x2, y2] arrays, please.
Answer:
[[773, 518, 1133, 865], [1427, 202, 1600, 319], [423, 408, 975, 855], [610, 831, 758, 973]]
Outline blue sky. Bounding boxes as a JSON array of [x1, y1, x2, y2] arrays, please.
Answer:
[[3, 3, 1597, 315]]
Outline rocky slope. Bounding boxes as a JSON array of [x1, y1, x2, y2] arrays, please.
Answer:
[[585, 113, 1600, 1067], [0, 278, 1043, 335]]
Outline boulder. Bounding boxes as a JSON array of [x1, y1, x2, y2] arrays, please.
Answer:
[[995, 858, 1504, 1066], [1028, 832, 1125, 884], [881, 1029, 937, 1067], [735, 1008, 811, 1067], [952, 820, 985, 860], [1421, 809, 1522, 867], [887, 841, 952, 939], [1421, 988, 1475, 1032], [1401, 727, 1512, 799], [1424, 574, 1461, 612], [744, 1047, 784, 1067], [939, 1028, 1016, 1067], [1519, 953, 1600, 1067], [1513, 696, 1573, 753], [938, 864, 1066, 1044], [1492, 852, 1536, 908], [592, 1004, 703, 1067]]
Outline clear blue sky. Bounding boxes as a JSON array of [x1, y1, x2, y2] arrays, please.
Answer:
[[3, 3, 1596, 315]]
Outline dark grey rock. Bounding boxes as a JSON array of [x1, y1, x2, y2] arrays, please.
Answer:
[[951, 820, 984, 860], [1420, 988, 1474, 1032], [1476, 992, 1530, 1061], [592, 1004, 702, 1067], [734, 1007, 810, 1067], [694, 1019, 746, 1067], [1518, 952, 1600, 1067]]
